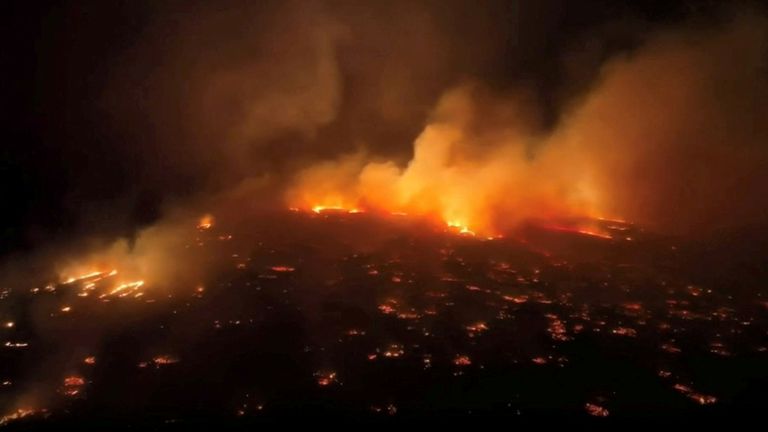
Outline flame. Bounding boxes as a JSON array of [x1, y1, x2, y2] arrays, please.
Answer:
[[197, 214, 214, 230], [102, 280, 144, 298], [152, 355, 180, 365], [446, 221, 475, 236], [0, 408, 44, 426], [540, 224, 614, 240], [286, 87, 610, 236], [61, 269, 116, 285]]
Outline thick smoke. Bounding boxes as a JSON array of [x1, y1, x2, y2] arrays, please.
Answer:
[[4, 0, 768, 278], [289, 9, 768, 236], [552, 12, 768, 234]]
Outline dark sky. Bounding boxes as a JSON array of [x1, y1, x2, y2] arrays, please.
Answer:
[[0, 0, 754, 256]]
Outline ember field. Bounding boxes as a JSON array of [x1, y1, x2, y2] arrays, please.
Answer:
[[1, 210, 767, 428]]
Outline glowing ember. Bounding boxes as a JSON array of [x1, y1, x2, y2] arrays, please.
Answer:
[[0, 408, 44, 426], [152, 355, 180, 366], [611, 327, 637, 337], [60, 375, 86, 398], [345, 329, 366, 336], [661, 343, 682, 354], [64, 376, 85, 387], [102, 280, 145, 298], [502, 295, 528, 304], [673, 383, 717, 405], [690, 393, 717, 405], [84, 356, 96, 365], [310, 205, 359, 214], [197, 214, 214, 230], [378, 299, 398, 315], [546, 315, 570, 342], [541, 225, 613, 240], [466, 322, 489, 336], [4, 341, 28, 348], [585, 403, 610, 417], [315, 371, 338, 386], [270, 266, 295, 272], [453, 355, 472, 366], [382, 344, 405, 358], [62, 270, 114, 285], [370, 404, 397, 415]]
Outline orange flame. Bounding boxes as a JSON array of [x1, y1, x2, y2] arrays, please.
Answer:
[[285, 87, 612, 237]]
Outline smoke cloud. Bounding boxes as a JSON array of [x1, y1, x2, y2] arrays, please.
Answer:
[[288, 8, 768, 236], [3, 0, 768, 270]]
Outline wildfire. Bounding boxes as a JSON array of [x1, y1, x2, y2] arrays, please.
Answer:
[[585, 403, 610, 417], [102, 280, 144, 298], [311, 205, 363, 214], [270, 266, 295, 272], [540, 224, 613, 240], [63, 376, 85, 387], [382, 344, 405, 358], [60, 375, 86, 397], [453, 355, 472, 366], [197, 214, 214, 230], [314, 371, 338, 386], [291, 203, 619, 243], [447, 221, 475, 236], [466, 322, 489, 337], [0, 408, 45, 426], [152, 355, 180, 366], [282, 87, 633, 238], [61, 269, 117, 285], [673, 383, 717, 405]]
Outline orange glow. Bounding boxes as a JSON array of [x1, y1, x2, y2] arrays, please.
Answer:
[[152, 355, 179, 365], [312, 205, 342, 213], [284, 87, 618, 237], [197, 214, 214, 230], [453, 355, 472, 366], [311, 205, 363, 214], [61, 269, 117, 285], [540, 224, 613, 240], [585, 403, 609, 417], [270, 266, 295, 272], [0, 408, 42, 426], [101, 280, 144, 299], [63, 376, 85, 387], [315, 371, 338, 386]]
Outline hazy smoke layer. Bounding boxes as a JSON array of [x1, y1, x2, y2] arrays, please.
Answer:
[[552, 12, 768, 234], [4, 0, 768, 257], [289, 10, 768, 235]]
